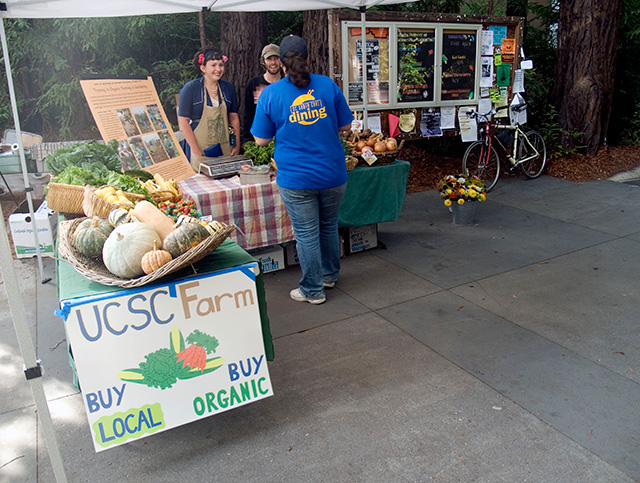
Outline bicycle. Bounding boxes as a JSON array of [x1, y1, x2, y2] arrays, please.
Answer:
[[462, 104, 547, 191]]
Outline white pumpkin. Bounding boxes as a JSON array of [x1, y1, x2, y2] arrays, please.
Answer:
[[102, 222, 162, 278]]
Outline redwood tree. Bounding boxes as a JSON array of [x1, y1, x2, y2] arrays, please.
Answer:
[[303, 10, 330, 77], [553, 0, 622, 154], [220, 11, 268, 137]]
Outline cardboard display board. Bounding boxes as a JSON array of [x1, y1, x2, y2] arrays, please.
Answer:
[[80, 76, 194, 182], [58, 263, 273, 452]]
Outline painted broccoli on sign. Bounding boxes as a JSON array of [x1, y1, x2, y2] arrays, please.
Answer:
[[117, 326, 224, 390]]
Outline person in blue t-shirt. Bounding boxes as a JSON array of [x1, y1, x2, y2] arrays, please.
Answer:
[[178, 45, 240, 172], [252, 35, 353, 305]]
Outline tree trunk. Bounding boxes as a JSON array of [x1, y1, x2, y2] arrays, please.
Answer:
[[303, 10, 330, 77], [198, 10, 208, 48], [220, 12, 268, 130], [553, 0, 621, 155]]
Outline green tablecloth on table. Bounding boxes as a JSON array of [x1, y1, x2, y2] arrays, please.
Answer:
[[339, 159, 410, 227], [57, 238, 274, 361]]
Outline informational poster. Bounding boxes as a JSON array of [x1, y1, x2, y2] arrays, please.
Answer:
[[496, 63, 512, 86], [513, 68, 525, 93], [441, 32, 477, 101], [59, 265, 273, 452], [478, 97, 493, 118], [440, 106, 457, 129], [458, 106, 478, 142], [501, 38, 516, 63], [481, 30, 494, 56], [489, 25, 507, 45], [356, 39, 380, 82], [80, 76, 193, 181], [420, 107, 442, 137], [480, 57, 494, 87], [397, 29, 435, 103]]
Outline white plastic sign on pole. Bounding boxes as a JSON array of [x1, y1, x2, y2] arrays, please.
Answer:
[[58, 263, 272, 452]]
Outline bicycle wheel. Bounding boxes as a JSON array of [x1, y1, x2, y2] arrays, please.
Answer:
[[518, 130, 547, 178], [462, 141, 500, 191]]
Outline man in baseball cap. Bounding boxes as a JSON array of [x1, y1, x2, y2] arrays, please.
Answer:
[[242, 43, 283, 143]]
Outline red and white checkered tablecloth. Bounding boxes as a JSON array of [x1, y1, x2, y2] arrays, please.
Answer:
[[179, 174, 294, 250]]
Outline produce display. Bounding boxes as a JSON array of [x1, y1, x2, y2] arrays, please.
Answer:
[[139, 173, 181, 202], [93, 185, 137, 208], [341, 129, 399, 155], [158, 199, 200, 222], [243, 140, 275, 166], [73, 216, 113, 258], [141, 240, 173, 275], [102, 223, 163, 279]]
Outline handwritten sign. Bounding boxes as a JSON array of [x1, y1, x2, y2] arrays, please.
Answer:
[[397, 29, 435, 103]]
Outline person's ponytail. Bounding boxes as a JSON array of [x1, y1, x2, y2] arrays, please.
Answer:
[[282, 52, 310, 88]]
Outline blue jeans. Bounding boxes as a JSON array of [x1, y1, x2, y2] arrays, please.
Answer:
[[278, 182, 347, 299]]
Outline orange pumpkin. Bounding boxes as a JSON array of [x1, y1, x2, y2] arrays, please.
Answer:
[[141, 240, 173, 274]]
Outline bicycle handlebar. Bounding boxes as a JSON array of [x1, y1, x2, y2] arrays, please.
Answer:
[[466, 102, 527, 120]]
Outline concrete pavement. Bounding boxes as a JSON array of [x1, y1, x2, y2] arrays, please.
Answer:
[[1, 173, 639, 482]]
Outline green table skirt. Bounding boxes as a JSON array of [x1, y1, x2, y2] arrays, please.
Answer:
[[339, 159, 410, 227]]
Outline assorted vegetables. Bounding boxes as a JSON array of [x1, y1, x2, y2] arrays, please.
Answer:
[[45, 140, 121, 176], [243, 140, 275, 166]]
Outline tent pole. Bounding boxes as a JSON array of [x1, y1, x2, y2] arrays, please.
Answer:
[[0, 15, 50, 284], [0, 203, 68, 483], [360, 6, 368, 129]]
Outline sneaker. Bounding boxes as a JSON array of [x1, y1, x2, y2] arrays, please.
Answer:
[[323, 281, 336, 289], [289, 288, 326, 305]]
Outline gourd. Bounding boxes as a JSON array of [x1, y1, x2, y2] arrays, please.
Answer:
[[102, 222, 162, 278], [132, 200, 175, 240], [73, 216, 114, 258], [141, 240, 173, 274], [163, 222, 210, 258], [108, 208, 131, 228]]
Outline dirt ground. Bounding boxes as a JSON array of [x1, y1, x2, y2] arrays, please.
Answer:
[[403, 142, 640, 193]]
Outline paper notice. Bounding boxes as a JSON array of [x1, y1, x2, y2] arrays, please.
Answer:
[[440, 106, 456, 129], [458, 107, 478, 142], [513, 69, 525, 93], [481, 30, 494, 56], [481, 57, 494, 87]]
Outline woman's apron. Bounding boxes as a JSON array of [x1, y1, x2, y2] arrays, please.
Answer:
[[190, 84, 231, 172]]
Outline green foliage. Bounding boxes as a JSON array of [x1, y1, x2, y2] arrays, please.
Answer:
[[537, 105, 584, 159], [44, 141, 121, 176], [186, 329, 219, 354], [621, 101, 640, 145], [50, 165, 105, 187], [243, 140, 275, 166]]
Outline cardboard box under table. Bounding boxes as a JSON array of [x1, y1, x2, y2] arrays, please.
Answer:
[[56, 238, 274, 452]]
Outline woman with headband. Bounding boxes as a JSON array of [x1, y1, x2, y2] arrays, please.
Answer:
[[178, 46, 241, 172]]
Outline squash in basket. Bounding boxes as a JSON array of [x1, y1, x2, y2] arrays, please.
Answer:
[[73, 216, 114, 258], [141, 240, 173, 275], [163, 222, 210, 258], [108, 208, 131, 228], [103, 223, 162, 279]]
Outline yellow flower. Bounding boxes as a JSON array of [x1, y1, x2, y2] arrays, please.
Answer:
[[469, 189, 477, 198], [478, 194, 486, 202], [446, 188, 452, 195], [458, 198, 465, 205], [444, 199, 452, 207]]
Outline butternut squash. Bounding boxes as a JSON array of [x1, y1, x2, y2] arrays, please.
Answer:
[[132, 200, 175, 240]]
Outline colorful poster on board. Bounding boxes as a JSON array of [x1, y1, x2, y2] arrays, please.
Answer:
[[441, 32, 477, 101], [397, 29, 436, 103], [58, 264, 272, 452], [80, 76, 194, 181]]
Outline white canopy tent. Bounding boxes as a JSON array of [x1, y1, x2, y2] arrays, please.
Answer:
[[1, 0, 414, 481]]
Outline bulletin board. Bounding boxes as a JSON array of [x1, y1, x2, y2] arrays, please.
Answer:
[[328, 10, 524, 139]]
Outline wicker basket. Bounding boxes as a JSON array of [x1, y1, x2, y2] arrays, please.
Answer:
[[58, 218, 236, 288], [355, 139, 405, 167], [46, 182, 86, 214], [83, 185, 146, 218], [345, 156, 358, 171]]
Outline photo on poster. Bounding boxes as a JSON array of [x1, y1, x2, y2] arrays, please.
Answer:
[[131, 105, 154, 134], [117, 108, 140, 137], [129, 136, 152, 167], [142, 132, 169, 164], [118, 140, 139, 171], [146, 104, 167, 131], [158, 131, 179, 159], [496, 63, 511, 86]]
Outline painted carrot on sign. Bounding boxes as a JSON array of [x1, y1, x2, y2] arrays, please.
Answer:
[[177, 344, 207, 372]]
